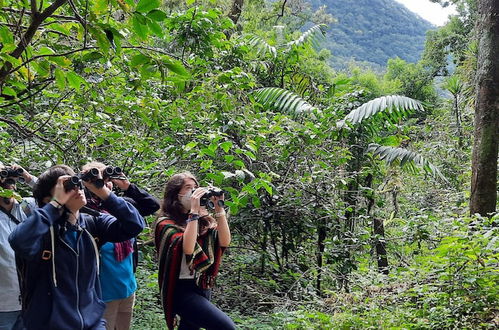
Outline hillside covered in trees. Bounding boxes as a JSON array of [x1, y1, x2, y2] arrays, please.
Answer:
[[0, 0, 497, 329], [309, 0, 435, 68]]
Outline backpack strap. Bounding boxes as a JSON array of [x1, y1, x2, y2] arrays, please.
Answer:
[[0, 204, 21, 224]]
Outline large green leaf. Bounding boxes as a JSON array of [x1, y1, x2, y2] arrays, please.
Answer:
[[136, 0, 160, 13], [340, 95, 424, 127], [367, 143, 447, 182], [252, 87, 316, 115]]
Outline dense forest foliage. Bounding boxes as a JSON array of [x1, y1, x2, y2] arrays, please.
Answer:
[[308, 0, 434, 68], [0, 0, 497, 329]]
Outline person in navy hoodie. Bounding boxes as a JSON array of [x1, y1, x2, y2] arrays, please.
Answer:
[[9, 165, 145, 330]]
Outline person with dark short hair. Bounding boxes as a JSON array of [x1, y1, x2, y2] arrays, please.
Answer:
[[8, 165, 145, 330]]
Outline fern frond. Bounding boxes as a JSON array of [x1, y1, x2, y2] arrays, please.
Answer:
[[246, 35, 277, 58], [252, 87, 316, 115], [342, 95, 424, 126], [286, 24, 327, 49], [367, 143, 447, 182]]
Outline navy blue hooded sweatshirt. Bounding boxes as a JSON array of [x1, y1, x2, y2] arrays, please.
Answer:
[[9, 193, 145, 330]]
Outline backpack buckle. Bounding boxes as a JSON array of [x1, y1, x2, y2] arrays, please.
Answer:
[[41, 250, 52, 260]]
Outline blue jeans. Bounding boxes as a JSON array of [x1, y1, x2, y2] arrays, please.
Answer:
[[0, 311, 23, 330], [174, 280, 235, 330]]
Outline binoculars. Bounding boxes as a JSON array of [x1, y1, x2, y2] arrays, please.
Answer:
[[0, 168, 25, 184], [65, 168, 103, 191], [103, 166, 124, 180], [64, 176, 84, 191], [79, 168, 104, 188], [198, 188, 225, 209]]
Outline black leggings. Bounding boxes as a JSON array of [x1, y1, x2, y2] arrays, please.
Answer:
[[173, 280, 235, 330]]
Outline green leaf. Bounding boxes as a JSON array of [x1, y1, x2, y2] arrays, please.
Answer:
[[89, 27, 110, 53], [93, 0, 108, 14], [82, 51, 104, 62], [163, 59, 190, 77], [54, 68, 66, 90], [367, 143, 447, 182], [184, 141, 198, 151], [66, 71, 86, 91], [252, 196, 261, 208], [0, 53, 22, 66], [37, 46, 55, 56], [130, 54, 150, 66], [252, 87, 316, 115], [147, 19, 163, 37], [2, 86, 16, 97], [132, 14, 149, 40], [340, 95, 424, 127], [0, 26, 15, 52], [136, 0, 160, 13], [147, 9, 167, 21], [220, 141, 233, 153]]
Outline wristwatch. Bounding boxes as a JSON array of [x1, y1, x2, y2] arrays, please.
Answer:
[[186, 213, 199, 223]]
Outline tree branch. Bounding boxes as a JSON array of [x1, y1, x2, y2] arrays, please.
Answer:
[[0, 81, 52, 108], [1, 7, 77, 21], [0, 116, 66, 154], [0, 0, 68, 85], [30, 0, 38, 15]]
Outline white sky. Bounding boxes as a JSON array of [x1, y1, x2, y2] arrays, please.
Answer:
[[394, 0, 458, 26]]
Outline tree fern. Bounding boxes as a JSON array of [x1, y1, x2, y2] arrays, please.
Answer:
[[367, 143, 447, 182], [251, 87, 316, 115], [341, 95, 424, 126]]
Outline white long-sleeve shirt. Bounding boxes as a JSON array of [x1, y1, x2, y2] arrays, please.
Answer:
[[0, 202, 27, 311]]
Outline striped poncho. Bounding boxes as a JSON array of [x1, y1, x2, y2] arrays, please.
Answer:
[[154, 217, 225, 330]]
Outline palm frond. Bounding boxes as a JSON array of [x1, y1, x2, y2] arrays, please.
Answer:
[[252, 87, 317, 115], [286, 24, 327, 49], [367, 143, 447, 182], [246, 35, 277, 58], [341, 95, 424, 126], [442, 75, 464, 96]]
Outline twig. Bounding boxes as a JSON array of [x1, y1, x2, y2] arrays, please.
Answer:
[[0, 81, 52, 108]]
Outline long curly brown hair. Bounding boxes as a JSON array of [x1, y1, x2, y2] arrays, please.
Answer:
[[160, 172, 215, 232]]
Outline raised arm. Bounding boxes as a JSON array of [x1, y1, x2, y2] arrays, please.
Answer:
[[122, 183, 160, 217], [93, 193, 145, 243]]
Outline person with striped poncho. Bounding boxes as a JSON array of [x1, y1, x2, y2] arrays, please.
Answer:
[[154, 172, 235, 330]]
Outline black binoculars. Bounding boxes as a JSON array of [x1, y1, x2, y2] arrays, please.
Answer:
[[103, 166, 124, 180], [0, 167, 24, 178], [198, 188, 225, 209], [0, 168, 25, 184], [64, 176, 84, 191], [78, 168, 104, 188]]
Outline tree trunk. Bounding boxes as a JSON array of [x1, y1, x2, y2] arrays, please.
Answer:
[[316, 222, 326, 293], [228, 0, 244, 25], [454, 95, 463, 147], [470, 0, 499, 216], [365, 173, 389, 274], [373, 218, 389, 275]]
